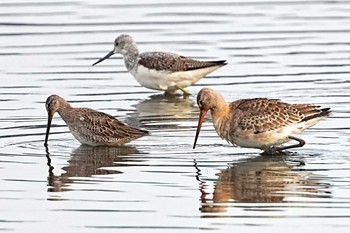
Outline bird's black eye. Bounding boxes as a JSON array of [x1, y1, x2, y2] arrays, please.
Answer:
[[199, 100, 203, 106], [115, 42, 119, 46]]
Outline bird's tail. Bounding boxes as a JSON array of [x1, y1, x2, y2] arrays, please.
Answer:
[[294, 105, 331, 132], [300, 107, 332, 122]]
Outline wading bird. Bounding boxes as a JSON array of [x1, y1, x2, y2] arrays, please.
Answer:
[[193, 88, 331, 154]]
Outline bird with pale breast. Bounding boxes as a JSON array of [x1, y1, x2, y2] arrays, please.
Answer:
[[193, 88, 331, 153], [44, 95, 148, 147], [92, 34, 227, 95]]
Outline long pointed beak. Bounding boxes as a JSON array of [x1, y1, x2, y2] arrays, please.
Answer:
[[92, 50, 115, 66], [44, 112, 53, 147], [193, 108, 208, 149]]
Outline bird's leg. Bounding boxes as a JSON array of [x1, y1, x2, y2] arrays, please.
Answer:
[[275, 136, 305, 151], [262, 136, 305, 155], [176, 85, 191, 96], [262, 146, 279, 155], [164, 87, 177, 96]]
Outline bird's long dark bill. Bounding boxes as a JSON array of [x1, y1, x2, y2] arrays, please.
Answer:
[[44, 113, 53, 147], [193, 109, 208, 149], [92, 50, 114, 66]]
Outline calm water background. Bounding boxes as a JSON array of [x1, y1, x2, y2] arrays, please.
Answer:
[[1, 0, 350, 232]]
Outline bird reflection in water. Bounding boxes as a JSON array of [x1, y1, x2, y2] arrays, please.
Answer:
[[127, 94, 198, 129], [195, 154, 331, 214], [45, 145, 143, 192]]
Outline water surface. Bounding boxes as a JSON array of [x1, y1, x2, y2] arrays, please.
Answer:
[[0, 0, 350, 232]]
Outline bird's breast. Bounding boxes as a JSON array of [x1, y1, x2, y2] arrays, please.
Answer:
[[213, 117, 231, 142]]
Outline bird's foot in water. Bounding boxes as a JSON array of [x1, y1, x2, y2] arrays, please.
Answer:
[[261, 146, 286, 156]]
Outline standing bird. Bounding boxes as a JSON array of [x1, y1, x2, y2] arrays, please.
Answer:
[[193, 88, 331, 153], [44, 95, 148, 147], [92, 34, 227, 95]]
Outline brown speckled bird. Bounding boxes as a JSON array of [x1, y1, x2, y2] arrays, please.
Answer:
[[44, 95, 148, 147], [193, 88, 331, 153]]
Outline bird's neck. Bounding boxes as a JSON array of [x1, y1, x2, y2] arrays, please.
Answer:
[[57, 103, 76, 126], [123, 44, 140, 71], [211, 104, 231, 140], [57, 102, 73, 117], [61, 100, 72, 109]]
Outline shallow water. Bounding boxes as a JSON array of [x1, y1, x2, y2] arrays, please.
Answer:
[[1, 0, 350, 232]]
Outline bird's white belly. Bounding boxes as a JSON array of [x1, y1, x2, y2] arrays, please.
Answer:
[[232, 132, 290, 149], [237, 123, 313, 150], [131, 65, 222, 91]]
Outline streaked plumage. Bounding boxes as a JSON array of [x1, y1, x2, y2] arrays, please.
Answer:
[[92, 34, 227, 95], [138, 52, 226, 72], [193, 88, 331, 153], [44, 95, 148, 147]]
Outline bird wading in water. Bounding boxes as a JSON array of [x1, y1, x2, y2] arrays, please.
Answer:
[[193, 88, 331, 154], [93, 34, 227, 95], [44, 95, 148, 147]]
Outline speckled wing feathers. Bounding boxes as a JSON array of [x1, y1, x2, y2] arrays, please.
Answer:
[[232, 98, 325, 133], [139, 52, 226, 72], [73, 108, 148, 142]]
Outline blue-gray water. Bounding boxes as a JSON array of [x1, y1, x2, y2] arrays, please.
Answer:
[[0, 0, 350, 232]]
